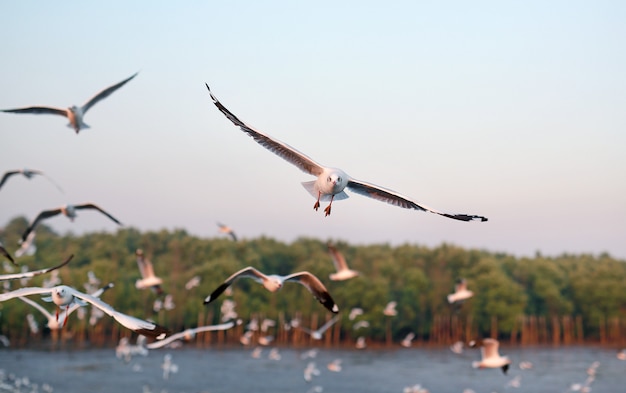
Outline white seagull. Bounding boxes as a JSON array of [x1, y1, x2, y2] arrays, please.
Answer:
[[134, 249, 164, 294], [1, 72, 138, 134], [18, 282, 114, 330], [0, 284, 169, 338], [146, 321, 238, 349], [0, 254, 72, 281], [205, 84, 488, 221], [203, 266, 339, 313], [447, 278, 474, 304], [300, 314, 341, 340], [327, 243, 359, 281], [383, 301, 398, 317], [470, 338, 511, 374], [20, 203, 122, 243], [0, 168, 63, 193]]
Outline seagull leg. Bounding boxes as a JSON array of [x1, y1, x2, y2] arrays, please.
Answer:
[[324, 195, 335, 217], [313, 192, 321, 211], [62, 306, 69, 327], [55, 307, 59, 321]]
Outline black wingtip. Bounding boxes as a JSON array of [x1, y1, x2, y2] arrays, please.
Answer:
[[501, 363, 509, 374], [203, 282, 230, 305]]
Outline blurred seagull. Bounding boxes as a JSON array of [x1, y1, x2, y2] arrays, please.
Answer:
[[301, 314, 340, 340], [355, 336, 367, 349], [135, 249, 164, 294], [206, 84, 488, 221], [185, 275, 201, 290], [0, 254, 72, 282], [203, 266, 339, 313], [401, 332, 415, 348], [217, 222, 238, 241], [470, 338, 511, 374], [447, 278, 474, 304], [0, 284, 169, 338], [327, 243, 359, 281], [20, 203, 122, 243], [327, 359, 342, 372], [19, 282, 114, 330], [0, 244, 15, 266], [348, 307, 364, 321], [353, 320, 370, 330], [0, 168, 63, 193], [383, 301, 398, 317], [146, 321, 238, 349], [1, 72, 138, 134]]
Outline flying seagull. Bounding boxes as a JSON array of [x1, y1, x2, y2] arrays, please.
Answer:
[[447, 278, 474, 304], [21, 202, 122, 243], [217, 222, 238, 241], [0, 254, 72, 281], [203, 266, 339, 313], [1, 72, 138, 134], [327, 242, 359, 281], [146, 321, 238, 349], [470, 338, 511, 374], [300, 314, 341, 340], [205, 84, 487, 221], [0, 168, 64, 193], [0, 284, 169, 338], [134, 249, 164, 294], [18, 282, 114, 330]]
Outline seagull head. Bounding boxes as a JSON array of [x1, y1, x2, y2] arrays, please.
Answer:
[[263, 276, 283, 292], [52, 285, 74, 306]]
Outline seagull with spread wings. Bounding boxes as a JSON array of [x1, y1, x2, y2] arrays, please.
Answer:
[[0, 168, 64, 193], [203, 267, 339, 313], [0, 284, 169, 338], [21, 202, 122, 243], [146, 321, 238, 349], [1, 72, 138, 134], [134, 249, 164, 294], [205, 84, 487, 221], [470, 338, 511, 374], [300, 314, 341, 340], [0, 254, 72, 281], [327, 242, 359, 281], [447, 278, 474, 304]]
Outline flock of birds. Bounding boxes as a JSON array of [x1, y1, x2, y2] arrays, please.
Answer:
[[0, 71, 538, 392]]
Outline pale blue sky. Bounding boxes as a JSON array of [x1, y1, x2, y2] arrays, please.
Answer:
[[1, 1, 625, 259]]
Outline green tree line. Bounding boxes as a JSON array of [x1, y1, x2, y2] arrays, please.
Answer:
[[1, 216, 625, 347]]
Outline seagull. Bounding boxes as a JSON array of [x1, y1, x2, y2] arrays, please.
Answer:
[[0, 244, 16, 266], [383, 301, 398, 317], [205, 84, 488, 221], [203, 266, 339, 313], [348, 307, 364, 321], [134, 249, 163, 294], [447, 278, 474, 304], [18, 282, 114, 330], [300, 314, 341, 340], [303, 361, 321, 382], [401, 332, 415, 348], [355, 336, 367, 349], [327, 359, 342, 372], [20, 203, 122, 243], [15, 231, 36, 258], [352, 320, 370, 330], [217, 222, 238, 241], [1, 72, 138, 134], [0, 284, 169, 338], [0, 254, 72, 281], [161, 354, 178, 380], [470, 338, 511, 374], [185, 275, 201, 290], [327, 243, 359, 281], [0, 168, 64, 193], [146, 321, 238, 349]]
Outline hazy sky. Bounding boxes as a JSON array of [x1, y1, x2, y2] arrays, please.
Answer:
[[1, 1, 625, 259]]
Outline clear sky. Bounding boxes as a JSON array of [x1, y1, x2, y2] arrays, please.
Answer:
[[1, 1, 625, 259]]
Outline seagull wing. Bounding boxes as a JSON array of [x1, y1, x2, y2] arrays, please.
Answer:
[[0, 254, 72, 282], [1, 106, 67, 117], [74, 203, 123, 225], [0, 171, 20, 190], [0, 287, 52, 302], [71, 289, 169, 338], [18, 296, 54, 320], [21, 208, 64, 242], [284, 272, 339, 313], [206, 84, 325, 176], [81, 72, 139, 113], [481, 338, 500, 359], [317, 314, 341, 334], [327, 243, 348, 272], [346, 179, 488, 222], [203, 267, 267, 305], [147, 321, 235, 349], [0, 245, 16, 266], [66, 282, 114, 316]]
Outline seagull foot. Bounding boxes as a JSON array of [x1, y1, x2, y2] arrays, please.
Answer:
[[313, 201, 320, 211], [324, 205, 332, 216]]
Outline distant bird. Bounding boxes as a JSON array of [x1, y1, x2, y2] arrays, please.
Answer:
[[206, 84, 488, 221], [161, 354, 178, 380], [447, 278, 474, 304], [147, 321, 238, 349], [1, 72, 138, 134], [239, 331, 254, 346], [134, 249, 163, 294], [185, 275, 201, 290], [258, 335, 274, 346], [450, 340, 465, 354], [348, 307, 364, 321], [0, 168, 64, 193], [383, 301, 398, 317], [470, 338, 511, 374], [0, 254, 71, 282], [14, 231, 36, 258], [352, 320, 370, 330], [303, 362, 321, 382], [251, 347, 262, 358], [327, 243, 359, 281], [300, 314, 340, 340], [327, 359, 342, 372], [203, 267, 339, 313], [617, 349, 626, 361], [268, 348, 282, 361], [0, 244, 16, 266], [21, 203, 122, 243], [355, 336, 367, 349], [217, 222, 237, 241], [18, 282, 113, 330], [401, 332, 415, 348], [116, 336, 148, 363], [0, 284, 169, 338]]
